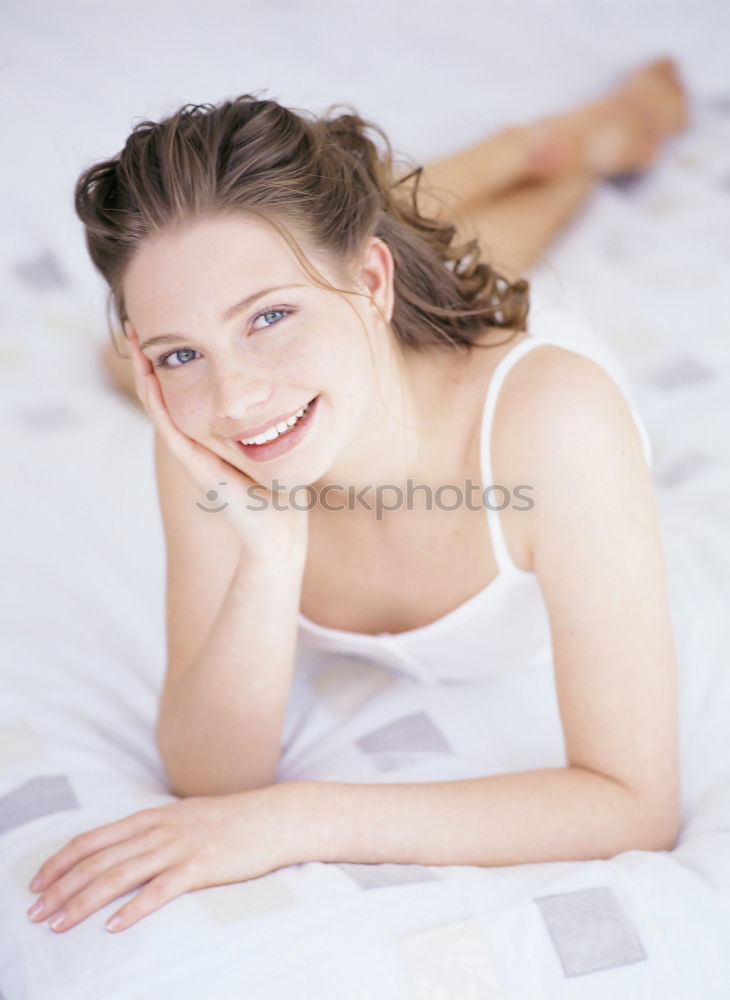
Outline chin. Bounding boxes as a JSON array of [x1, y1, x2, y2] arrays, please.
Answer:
[[266, 447, 341, 496]]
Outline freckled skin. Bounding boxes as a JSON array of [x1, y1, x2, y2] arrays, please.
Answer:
[[121, 211, 472, 500]]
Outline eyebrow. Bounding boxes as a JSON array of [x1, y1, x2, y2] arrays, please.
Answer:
[[138, 284, 307, 351]]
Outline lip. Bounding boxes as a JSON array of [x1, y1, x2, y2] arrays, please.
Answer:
[[235, 393, 320, 462], [230, 396, 317, 442]]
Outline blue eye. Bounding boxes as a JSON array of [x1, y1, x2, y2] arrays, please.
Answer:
[[154, 348, 200, 369], [251, 307, 290, 330], [153, 306, 292, 370]]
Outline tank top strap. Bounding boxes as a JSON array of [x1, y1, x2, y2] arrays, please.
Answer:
[[480, 337, 548, 574]]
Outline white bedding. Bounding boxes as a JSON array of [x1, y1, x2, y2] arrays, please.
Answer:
[[2, 2, 730, 997]]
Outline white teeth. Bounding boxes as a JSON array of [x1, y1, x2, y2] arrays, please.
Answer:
[[240, 399, 313, 446]]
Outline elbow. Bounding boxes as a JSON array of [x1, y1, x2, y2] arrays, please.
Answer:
[[629, 794, 681, 853], [637, 822, 680, 854], [645, 815, 681, 853], [155, 735, 280, 799], [154, 724, 196, 798], [154, 711, 283, 797], [166, 775, 279, 799], [627, 820, 679, 853]]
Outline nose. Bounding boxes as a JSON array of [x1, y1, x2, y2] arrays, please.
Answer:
[[213, 367, 275, 426]]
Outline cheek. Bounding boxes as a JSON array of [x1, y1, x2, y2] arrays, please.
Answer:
[[293, 331, 368, 391], [162, 385, 209, 437]]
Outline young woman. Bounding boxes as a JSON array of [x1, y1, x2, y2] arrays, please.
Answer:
[[27, 58, 688, 936]]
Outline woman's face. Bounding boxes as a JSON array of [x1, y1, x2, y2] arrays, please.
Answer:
[[122, 212, 394, 490]]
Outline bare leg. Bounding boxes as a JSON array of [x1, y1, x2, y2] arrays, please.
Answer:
[[419, 56, 688, 275], [458, 171, 595, 277], [102, 57, 688, 402], [416, 124, 557, 219], [417, 56, 688, 217]]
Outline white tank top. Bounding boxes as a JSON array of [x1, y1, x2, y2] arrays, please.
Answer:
[[296, 309, 654, 685]]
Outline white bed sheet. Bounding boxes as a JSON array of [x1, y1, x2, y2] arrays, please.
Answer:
[[2, 2, 730, 998]]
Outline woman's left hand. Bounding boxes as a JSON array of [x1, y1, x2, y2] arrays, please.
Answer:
[[26, 784, 302, 934]]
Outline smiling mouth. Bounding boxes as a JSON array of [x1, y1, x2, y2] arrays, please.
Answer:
[[237, 395, 318, 446]]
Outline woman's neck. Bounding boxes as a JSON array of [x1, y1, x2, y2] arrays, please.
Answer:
[[312, 340, 476, 500]]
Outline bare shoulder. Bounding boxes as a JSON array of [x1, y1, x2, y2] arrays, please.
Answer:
[[496, 341, 644, 455], [498, 340, 621, 405], [491, 341, 651, 566]]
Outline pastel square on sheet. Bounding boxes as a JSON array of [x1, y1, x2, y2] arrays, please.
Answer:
[[13, 248, 69, 289], [337, 862, 440, 890], [535, 885, 647, 977], [396, 917, 503, 999], [196, 871, 299, 925], [13, 402, 78, 430], [356, 712, 452, 754], [0, 775, 80, 835], [0, 720, 45, 767], [655, 451, 715, 488], [649, 353, 713, 391]]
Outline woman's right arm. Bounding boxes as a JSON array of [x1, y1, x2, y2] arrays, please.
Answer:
[[156, 552, 306, 799], [124, 324, 310, 797], [153, 430, 308, 798]]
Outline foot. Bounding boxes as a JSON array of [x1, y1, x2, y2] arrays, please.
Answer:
[[524, 57, 689, 179]]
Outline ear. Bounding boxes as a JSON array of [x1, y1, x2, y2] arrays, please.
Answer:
[[356, 236, 394, 324]]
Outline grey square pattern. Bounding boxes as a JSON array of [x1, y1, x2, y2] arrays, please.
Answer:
[[535, 885, 648, 978], [337, 862, 441, 890], [648, 353, 714, 391], [13, 249, 69, 289], [355, 711, 452, 754], [0, 775, 80, 835], [12, 402, 79, 430], [654, 451, 715, 488]]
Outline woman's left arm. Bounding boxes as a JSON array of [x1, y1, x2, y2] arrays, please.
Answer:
[[281, 347, 682, 867]]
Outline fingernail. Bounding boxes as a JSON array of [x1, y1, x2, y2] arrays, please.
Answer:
[[28, 900, 45, 920], [106, 914, 123, 932], [30, 875, 42, 892], [49, 911, 67, 930]]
